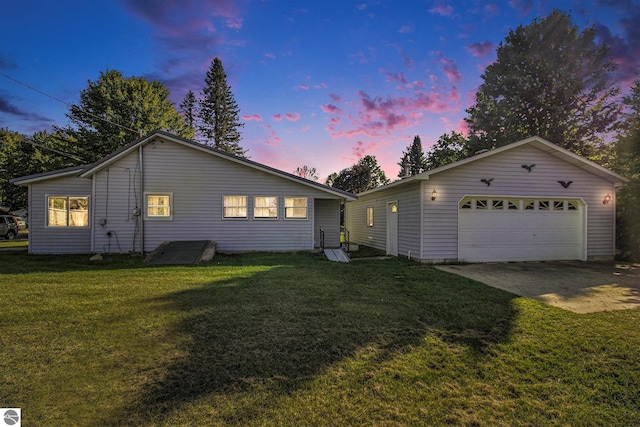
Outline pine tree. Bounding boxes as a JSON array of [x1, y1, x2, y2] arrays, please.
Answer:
[[397, 135, 426, 178], [180, 90, 198, 132], [198, 58, 246, 156]]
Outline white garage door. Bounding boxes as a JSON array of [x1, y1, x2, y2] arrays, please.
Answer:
[[458, 197, 585, 262]]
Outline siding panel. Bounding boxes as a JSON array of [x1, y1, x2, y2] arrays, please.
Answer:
[[28, 176, 92, 254]]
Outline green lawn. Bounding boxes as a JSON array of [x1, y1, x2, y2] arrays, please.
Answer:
[[1, 251, 638, 426]]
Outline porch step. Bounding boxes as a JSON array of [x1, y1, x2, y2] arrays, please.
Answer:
[[324, 248, 350, 263]]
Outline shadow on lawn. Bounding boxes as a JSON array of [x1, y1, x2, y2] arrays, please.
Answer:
[[118, 257, 518, 424]]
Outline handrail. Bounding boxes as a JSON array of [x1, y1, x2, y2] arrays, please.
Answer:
[[342, 227, 350, 252], [320, 227, 325, 249]]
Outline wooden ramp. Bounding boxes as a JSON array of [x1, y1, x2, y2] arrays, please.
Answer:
[[324, 248, 350, 263]]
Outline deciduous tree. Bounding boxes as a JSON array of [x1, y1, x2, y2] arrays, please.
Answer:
[[294, 165, 319, 180], [61, 69, 192, 161], [465, 10, 620, 158], [329, 155, 389, 194], [425, 132, 468, 170]]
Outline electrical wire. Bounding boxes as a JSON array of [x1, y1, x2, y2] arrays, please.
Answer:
[[21, 136, 86, 162], [0, 71, 141, 136]]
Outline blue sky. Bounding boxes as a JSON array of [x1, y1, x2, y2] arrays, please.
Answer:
[[1, 0, 638, 180]]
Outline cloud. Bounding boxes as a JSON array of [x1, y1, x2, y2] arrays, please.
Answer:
[[0, 91, 52, 122], [242, 114, 262, 121], [466, 41, 494, 57], [271, 114, 283, 122], [399, 23, 413, 34], [592, 8, 640, 88], [329, 93, 342, 103], [298, 84, 309, 90], [0, 56, 18, 70], [507, 0, 533, 17], [285, 112, 300, 121], [434, 52, 462, 84], [264, 53, 276, 59], [263, 125, 281, 146], [429, 3, 454, 17], [321, 104, 342, 114]]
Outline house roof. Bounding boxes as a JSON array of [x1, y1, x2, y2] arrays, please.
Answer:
[[13, 131, 356, 201], [10, 164, 90, 186], [356, 136, 628, 196]]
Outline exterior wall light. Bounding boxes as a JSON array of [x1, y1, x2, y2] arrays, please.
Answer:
[[431, 189, 438, 201], [603, 194, 611, 205]]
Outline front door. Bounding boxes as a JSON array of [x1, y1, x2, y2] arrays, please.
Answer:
[[386, 201, 398, 256]]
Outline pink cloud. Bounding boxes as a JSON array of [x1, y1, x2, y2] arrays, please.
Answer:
[[434, 52, 462, 84], [329, 93, 342, 103], [314, 82, 328, 89], [299, 84, 309, 90], [429, 3, 454, 17], [399, 23, 413, 33], [264, 52, 276, 59], [466, 41, 494, 57], [242, 114, 263, 121], [484, 3, 499, 15], [285, 112, 300, 121], [272, 114, 283, 122], [264, 126, 281, 146], [508, 0, 533, 17], [321, 104, 341, 114]]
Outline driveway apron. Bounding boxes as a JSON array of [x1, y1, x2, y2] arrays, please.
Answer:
[[436, 261, 640, 314]]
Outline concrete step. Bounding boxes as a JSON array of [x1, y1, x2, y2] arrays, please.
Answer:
[[324, 248, 350, 263]]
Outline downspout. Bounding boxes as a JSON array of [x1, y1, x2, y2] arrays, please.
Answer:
[[91, 174, 96, 253], [419, 180, 424, 261], [139, 145, 144, 256]]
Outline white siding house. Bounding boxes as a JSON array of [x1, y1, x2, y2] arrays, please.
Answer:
[[12, 131, 355, 255], [345, 137, 628, 263]]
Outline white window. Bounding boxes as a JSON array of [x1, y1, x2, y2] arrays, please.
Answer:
[[47, 196, 89, 227], [224, 195, 247, 218], [366, 207, 374, 227], [284, 197, 307, 219], [146, 193, 173, 220], [254, 196, 278, 219]]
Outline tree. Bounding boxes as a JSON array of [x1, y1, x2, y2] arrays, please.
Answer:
[[465, 10, 620, 158], [293, 165, 319, 180], [61, 69, 193, 162], [329, 155, 390, 194], [614, 80, 640, 261], [397, 135, 427, 178], [1, 129, 76, 209], [198, 58, 246, 156], [180, 90, 198, 132], [425, 132, 468, 170]]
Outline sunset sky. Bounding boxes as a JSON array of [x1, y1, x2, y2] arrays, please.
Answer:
[[1, 0, 638, 180]]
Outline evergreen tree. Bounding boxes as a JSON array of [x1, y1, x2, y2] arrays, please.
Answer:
[[465, 10, 620, 158], [180, 90, 198, 132], [397, 135, 427, 178], [198, 58, 246, 156]]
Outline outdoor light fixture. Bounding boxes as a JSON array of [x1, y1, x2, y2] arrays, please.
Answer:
[[603, 194, 612, 205], [431, 189, 438, 201]]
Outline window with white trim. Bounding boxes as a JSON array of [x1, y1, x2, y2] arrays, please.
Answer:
[[284, 197, 307, 219], [146, 193, 172, 219], [254, 196, 278, 219], [366, 207, 374, 227], [224, 195, 248, 218], [47, 196, 89, 227]]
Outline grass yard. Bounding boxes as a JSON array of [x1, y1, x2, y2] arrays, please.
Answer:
[[1, 251, 639, 426]]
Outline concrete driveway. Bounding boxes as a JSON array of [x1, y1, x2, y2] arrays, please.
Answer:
[[436, 261, 640, 314]]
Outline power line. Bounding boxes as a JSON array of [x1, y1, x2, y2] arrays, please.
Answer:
[[0, 71, 140, 135], [20, 137, 86, 162]]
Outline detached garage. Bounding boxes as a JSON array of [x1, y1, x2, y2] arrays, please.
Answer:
[[345, 136, 628, 263]]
